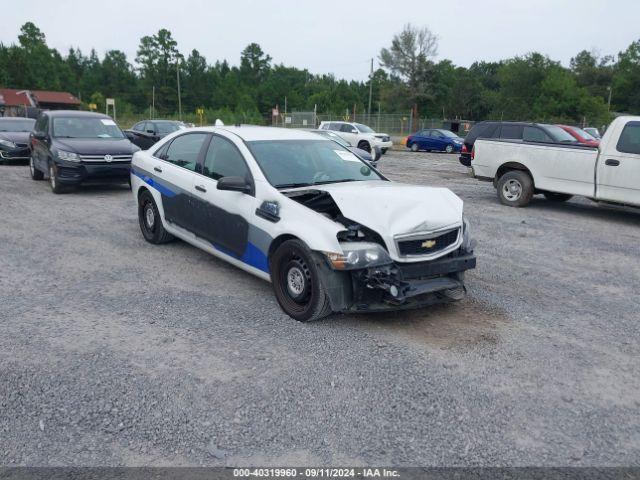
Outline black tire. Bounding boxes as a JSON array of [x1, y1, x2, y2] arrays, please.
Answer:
[[543, 192, 573, 202], [357, 141, 371, 153], [138, 190, 174, 244], [445, 144, 454, 153], [48, 163, 68, 194], [496, 170, 534, 207], [381, 148, 388, 154], [269, 239, 333, 322], [30, 155, 44, 180], [410, 143, 419, 152]]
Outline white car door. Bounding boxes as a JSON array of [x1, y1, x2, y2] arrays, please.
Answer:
[[596, 119, 640, 206], [153, 132, 210, 232], [189, 133, 259, 261]]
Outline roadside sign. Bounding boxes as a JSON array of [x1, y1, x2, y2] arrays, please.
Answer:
[[88, 103, 97, 111], [272, 107, 279, 117], [285, 116, 292, 124]]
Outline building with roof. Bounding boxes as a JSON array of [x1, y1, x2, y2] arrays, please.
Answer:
[[0, 88, 81, 117]]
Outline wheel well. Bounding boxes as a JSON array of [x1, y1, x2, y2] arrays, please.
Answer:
[[495, 162, 533, 185], [137, 185, 150, 202], [268, 234, 300, 260], [357, 140, 370, 148]]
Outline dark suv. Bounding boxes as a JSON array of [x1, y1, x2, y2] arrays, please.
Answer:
[[459, 121, 579, 166], [124, 120, 186, 150], [29, 111, 139, 193]]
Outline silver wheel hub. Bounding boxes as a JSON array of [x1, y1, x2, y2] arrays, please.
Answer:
[[503, 179, 522, 201], [286, 267, 305, 297], [145, 205, 155, 228], [50, 167, 55, 187], [29, 157, 34, 175]]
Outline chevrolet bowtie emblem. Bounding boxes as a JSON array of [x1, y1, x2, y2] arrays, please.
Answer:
[[421, 239, 436, 249]]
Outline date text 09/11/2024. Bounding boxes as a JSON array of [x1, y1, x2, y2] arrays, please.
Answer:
[[232, 468, 400, 478]]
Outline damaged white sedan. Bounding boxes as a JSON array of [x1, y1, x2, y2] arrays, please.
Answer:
[[131, 126, 476, 321]]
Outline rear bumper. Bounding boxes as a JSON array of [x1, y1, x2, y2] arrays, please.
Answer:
[[55, 160, 131, 185]]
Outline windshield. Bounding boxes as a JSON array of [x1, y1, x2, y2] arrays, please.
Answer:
[[354, 123, 375, 133], [437, 129, 458, 138], [52, 117, 125, 139], [156, 122, 183, 135], [0, 119, 35, 132], [573, 127, 596, 140], [544, 125, 578, 143], [248, 139, 383, 188]]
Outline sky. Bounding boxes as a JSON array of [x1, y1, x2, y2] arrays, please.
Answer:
[[1, 0, 639, 81]]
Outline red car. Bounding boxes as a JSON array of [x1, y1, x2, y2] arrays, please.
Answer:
[[557, 125, 600, 147]]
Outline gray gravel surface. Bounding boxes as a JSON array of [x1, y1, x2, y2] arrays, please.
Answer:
[[0, 151, 639, 467]]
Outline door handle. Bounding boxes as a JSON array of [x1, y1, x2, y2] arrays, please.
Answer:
[[154, 166, 163, 173], [605, 159, 620, 167], [195, 184, 207, 192]]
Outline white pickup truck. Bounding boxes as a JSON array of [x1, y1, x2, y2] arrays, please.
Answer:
[[471, 116, 640, 208]]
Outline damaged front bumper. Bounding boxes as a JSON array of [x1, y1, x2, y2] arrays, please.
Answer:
[[317, 248, 477, 313]]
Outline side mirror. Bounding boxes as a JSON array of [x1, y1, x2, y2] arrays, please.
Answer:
[[217, 176, 251, 193], [350, 128, 358, 133]]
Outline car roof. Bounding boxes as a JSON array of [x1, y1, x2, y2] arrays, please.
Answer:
[[208, 125, 333, 142], [43, 110, 111, 119]]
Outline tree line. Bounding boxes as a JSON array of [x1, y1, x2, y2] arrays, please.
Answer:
[[1, 22, 639, 127]]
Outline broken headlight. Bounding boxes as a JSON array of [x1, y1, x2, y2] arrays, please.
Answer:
[[324, 242, 393, 270], [462, 216, 476, 252]]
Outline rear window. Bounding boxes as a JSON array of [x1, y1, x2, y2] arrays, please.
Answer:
[[523, 126, 552, 143], [466, 122, 498, 142], [616, 121, 640, 155]]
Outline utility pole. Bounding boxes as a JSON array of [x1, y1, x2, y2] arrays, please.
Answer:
[[177, 58, 182, 121], [368, 58, 373, 124], [152, 86, 155, 118], [607, 86, 612, 112]]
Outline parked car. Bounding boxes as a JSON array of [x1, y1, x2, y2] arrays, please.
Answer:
[[124, 120, 187, 150], [29, 111, 140, 193], [471, 116, 640, 208], [318, 121, 392, 154], [558, 125, 600, 147], [459, 121, 579, 166], [309, 128, 381, 166], [405, 129, 463, 153], [584, 127, 601, 139], [0, 117, 36, 164], [131, 126, 476, 321]]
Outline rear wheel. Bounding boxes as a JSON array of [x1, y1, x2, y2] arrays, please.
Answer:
[[410, 143, 419, 152], [30, 155, 44, 180], [270, 239, 333, 322], [496, 170, 534, 207], [138, 190, 174, 244], [543, 192, 573, 202]]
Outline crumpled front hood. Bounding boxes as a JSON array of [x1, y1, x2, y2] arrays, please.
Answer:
[[313, 181, 464, 257]]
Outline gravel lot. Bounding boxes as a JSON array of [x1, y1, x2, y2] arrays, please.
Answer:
[[0, 151, 639, 467]]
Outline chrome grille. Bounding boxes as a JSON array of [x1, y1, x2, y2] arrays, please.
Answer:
[[80, 154, 132, 163], [395, 227, 461, 258]]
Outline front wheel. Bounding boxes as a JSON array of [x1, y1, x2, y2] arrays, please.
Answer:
[[357, 141, 371, 153], [269, 239, 333, 322], [445, 144, 454, 153], [543, 192, 573, 202], [30, 155, 44, 180], [138, 190, 174, 244], [48, 163, 67, 194], [496, 170, 534, 207]]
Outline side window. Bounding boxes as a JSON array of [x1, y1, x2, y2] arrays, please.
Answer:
[[340, 123, 355, 133], [500, 124, 524, 140], [523, 126, 551, 143], [132, 122, 144, 132], [328, 123, 340, 131], [203, 136, 249, 180], [616, 121, 640, 155], [146, 122, 156, 134], [163, 133, 208, 171]]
